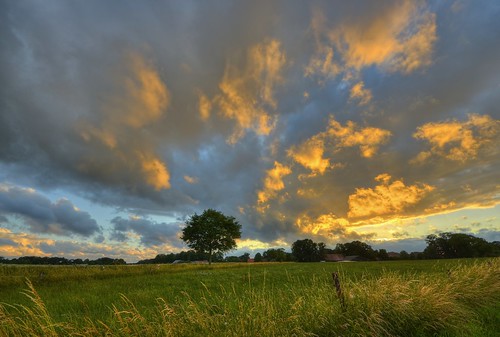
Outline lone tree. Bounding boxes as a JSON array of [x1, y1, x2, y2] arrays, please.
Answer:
[[181, 209, 241, 264]]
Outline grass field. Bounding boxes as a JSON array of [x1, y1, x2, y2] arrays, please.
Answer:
[[0, 258, 499, 336]]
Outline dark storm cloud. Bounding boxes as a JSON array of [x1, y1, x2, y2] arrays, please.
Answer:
[[110, 216, 182, 247], [0, 0, 499, 249], [0, 184, 101, 237]]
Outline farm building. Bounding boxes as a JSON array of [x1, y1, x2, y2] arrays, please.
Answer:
[[324, 254, 344, 262]]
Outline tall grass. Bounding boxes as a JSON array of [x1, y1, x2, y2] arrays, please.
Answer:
[[0, 259, 498, 336]]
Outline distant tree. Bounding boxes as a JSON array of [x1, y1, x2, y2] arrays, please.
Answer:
[[254, 252, 263, 262], [263, 248, 287, 262], [181, 209, 241, 265], [239, 252, 250, 262], [377, 249, 389, 260], [424, 232, 494, 259], [291, 239, 324, 262], [399, 250, 410, 260], [334, 241, 377, 260], [225, 256, 240, 262]]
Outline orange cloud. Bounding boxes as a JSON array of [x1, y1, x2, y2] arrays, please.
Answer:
[[77, 53, 171, 190], [296, 213, 349, 236], [349, 81, 373, 106], [198, 92, 212, 121], [307, 1, 437, 79], [348, 173, 435, 219], [122, 53, 170, 128], [287, 136, 330, 175], [140, 155, 170, 190], [257, 161, 292, 204], [413, 113, 499, 162], [288, 117, 391, 174], [327, 119, 392, 158], [214, 39, 286, 143], [332, 1, 437, 73]]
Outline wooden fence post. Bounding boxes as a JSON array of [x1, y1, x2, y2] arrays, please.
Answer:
[[332, 272, 346, 311]]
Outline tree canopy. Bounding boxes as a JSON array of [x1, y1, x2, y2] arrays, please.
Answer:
[[181, 209, 241, 264], [334, 241, 377, 260], [424, 232, 497, 259], [291, 239, 325, 262]]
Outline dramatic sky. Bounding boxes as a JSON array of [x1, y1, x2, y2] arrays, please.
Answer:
[[1, 0, 499, 262]]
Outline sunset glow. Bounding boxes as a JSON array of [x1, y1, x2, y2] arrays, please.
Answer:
[[0, 1, 498, 262]]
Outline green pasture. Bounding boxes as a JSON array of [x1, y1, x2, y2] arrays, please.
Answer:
[[0, 259, 499, 336]]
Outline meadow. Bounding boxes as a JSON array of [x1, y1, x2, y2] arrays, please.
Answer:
[[0, 259, 499, 337]]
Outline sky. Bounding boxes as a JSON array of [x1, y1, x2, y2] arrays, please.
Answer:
[[0, 0, 499, 262]]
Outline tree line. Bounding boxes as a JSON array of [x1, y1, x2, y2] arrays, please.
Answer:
[[0, 256, 126, 265], [1, 207, 498, 265]]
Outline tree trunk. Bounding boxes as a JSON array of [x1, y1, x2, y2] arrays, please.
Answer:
[[208, 248, 212, 265]]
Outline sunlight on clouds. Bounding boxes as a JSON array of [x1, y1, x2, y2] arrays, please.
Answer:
[[295, 213, 376, 242], [76, 53, 172, 190], [288, 136, 330, 175], [184, 175, 198, 184], [349, 81, 373, 106], [327, 119, 391, 158], [287, 117, 390, 174], [123, 53, 170, 128], [214, 39, 286, 143], [296, 213, 349, 236], [413, 113, 499, 162], [305, 46, 339, 80], [348, 174, 435, 220], [257, 161, 292, 204], [140, 156, 170, 190], [307, 1, 437, 79], [198, 92, 212, 121], [332, 1, 437, 73]]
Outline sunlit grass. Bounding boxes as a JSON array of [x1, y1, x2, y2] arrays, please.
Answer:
[[0, 259, 498, 336]]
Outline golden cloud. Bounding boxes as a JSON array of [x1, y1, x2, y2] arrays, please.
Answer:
[[198, 92, 212, 121], [257, 161, 292, 204], [349, 81, 373, 106], [348, 173, 435, 219], [288, 117, 390, 174], [140, 155, 170, 190], [307, 1, 437, 78], [327, 119, 391, 158], [121, 53, 170, 127], [413, 113, 500, 163], [214, 39, 286, 143], [287, 136, 330, 175], [77, 53, 171, 190]]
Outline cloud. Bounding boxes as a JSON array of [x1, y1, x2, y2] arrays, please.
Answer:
[[211, 39, 286, 144], [110, 215, 182, 247], [348, 174, 435, 220], [413, 113, 499, 163], [184, 175, 198, 184], [326, 119, 391, 158], [77, 53, 171, 190], [288, 117, 391, 174], [0, 184, 101, 237], [306, 1, 437, 81], [296, 213, 376, 241], [0, 1, 499, 257], [349, 81, 373, 106], [287, 135, 330, 175], [257, 161, 292, 204]]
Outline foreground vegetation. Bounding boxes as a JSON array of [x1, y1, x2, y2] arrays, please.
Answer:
[[0, 259, 499, 336]]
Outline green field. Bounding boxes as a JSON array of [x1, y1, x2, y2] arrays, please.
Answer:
[[1, 259, 499, 336]]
